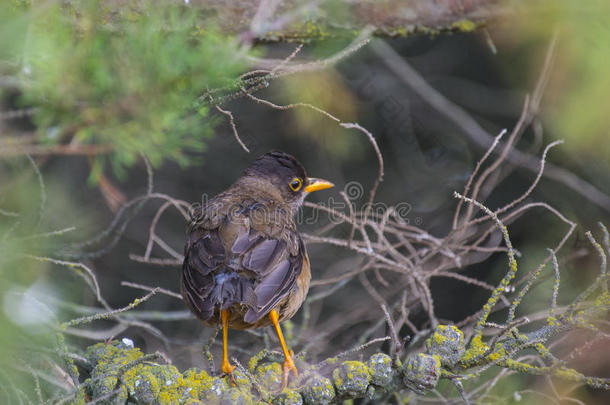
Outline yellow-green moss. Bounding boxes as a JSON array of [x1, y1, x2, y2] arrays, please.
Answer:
[[332, 360, 371, 397], [301, 374, 335, 405], [505, 358, 534, 373], [426, 325, 465, 367], [231, 367, 253, 389], [261, 20, 332, 43], [402, 353, 441, 394], [554, 367, 585, 381], [197, 376, 230, 403], [87, 341, 144, 373], [460, 335, 489, 365], [366, 353, 394, 386], [248, 349, 268, 373], [255, 362, 283, 393], [486, 343, 507, 363], [272, 389, 303, 405], [83, 341, 250, 404], [217, 388, 255, 404], [547, 315, 560, 327]]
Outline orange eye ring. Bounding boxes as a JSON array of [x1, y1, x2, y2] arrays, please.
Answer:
[[289, 177, 303, 192]]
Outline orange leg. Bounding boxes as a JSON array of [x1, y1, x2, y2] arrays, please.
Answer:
[[269, 309, 298, 389], [221, 309, 235, 375]]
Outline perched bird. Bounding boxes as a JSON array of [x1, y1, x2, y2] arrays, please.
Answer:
[[181, 151, 333, 387]]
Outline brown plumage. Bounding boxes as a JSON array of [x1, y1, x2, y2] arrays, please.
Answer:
[[180, 150, 333, 386]]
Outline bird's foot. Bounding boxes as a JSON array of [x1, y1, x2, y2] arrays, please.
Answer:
[[222, 361, 236, 386], [281, 350, 298, 390]]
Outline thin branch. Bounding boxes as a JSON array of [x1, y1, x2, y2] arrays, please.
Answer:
[[62, 288, 160, 328], [214, 104, 250, 153], [120, 281, 183, 299]]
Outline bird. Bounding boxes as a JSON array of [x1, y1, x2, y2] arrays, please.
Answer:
[[180, 150, 334, 388]]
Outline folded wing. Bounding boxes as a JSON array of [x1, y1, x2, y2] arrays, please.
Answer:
[[181, 201, 303, 324]]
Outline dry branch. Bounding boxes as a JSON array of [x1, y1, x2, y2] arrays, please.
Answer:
[[200, 0, 505, 41]]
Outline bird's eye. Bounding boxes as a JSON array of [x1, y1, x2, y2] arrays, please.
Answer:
[[289, 177, 303, 192]]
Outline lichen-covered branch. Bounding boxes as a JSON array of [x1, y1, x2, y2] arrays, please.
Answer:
[[71, 272, 610, 404], [197, 0, 505, 42]]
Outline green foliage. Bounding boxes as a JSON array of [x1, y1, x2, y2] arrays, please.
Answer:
[[1, 1, 248, 178], [0, 160, 62, 402], [503, 0, 610, 163], [547, 0, 610, 160]]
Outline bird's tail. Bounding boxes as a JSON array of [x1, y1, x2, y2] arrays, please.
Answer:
[[210, 271, 255, 310]]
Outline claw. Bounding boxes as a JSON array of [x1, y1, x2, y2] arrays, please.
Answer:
[[222, 360, 237, 386], [281, 349, 298, 389], [224, 370, 237, 386]]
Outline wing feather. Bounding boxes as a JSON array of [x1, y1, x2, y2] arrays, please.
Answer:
[[182, 199, 304, 324]]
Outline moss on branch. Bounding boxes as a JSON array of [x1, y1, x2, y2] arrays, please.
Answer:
[[76, 339, 434, 404], [76, 310, 610, 404]]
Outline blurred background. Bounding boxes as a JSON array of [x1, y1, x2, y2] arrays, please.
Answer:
[[1, 0, 609, 403]]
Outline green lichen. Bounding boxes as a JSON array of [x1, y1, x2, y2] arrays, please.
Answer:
[[385, 23, 445, 37], [222, 368, 252, 392], [425, 325, 465, 367], [217, 388, 255, 404], [301, 21, 331, 40], [127, 368, 160, 403], [386, 26, 413, 37], [197, 376, 230, 403], [485, 344, 507, 363], [332, 360, 371, 397], [261, 20, 332, 43], [248, 349, 268, 373], [460, 335, 489, 366], [300, 374, 335, 405], [84, 341, 144, 402], [547, 315, 560, 327], [554, 367, 586, 382], [86, 341, 144, 371], [366, 353, 394, 386], [505, 358, 534, 373], [82, 341, 247, 404], [402, 353, 441, 394], [153, 364, 198, 404], [255, 362, 283, 393], [272, 389, 303, 405]]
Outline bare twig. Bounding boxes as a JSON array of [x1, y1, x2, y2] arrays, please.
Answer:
[[214, 104, 250, 153], [62, 288, 160, 328], [120, 281, 183, 300]]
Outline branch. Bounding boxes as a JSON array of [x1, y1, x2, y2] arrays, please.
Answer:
[[203, 0, 505, 41]]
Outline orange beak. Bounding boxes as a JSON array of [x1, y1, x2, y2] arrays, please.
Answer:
[[305, 178, 334, 193]]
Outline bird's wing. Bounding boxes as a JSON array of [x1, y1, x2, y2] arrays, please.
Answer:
[[225, 202, 304, 323], [181, 225, 227, 321], [233, 225, 304, 324], [182, 199, 304, 324]]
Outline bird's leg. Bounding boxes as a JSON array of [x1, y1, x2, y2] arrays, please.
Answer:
[[269, 309, 298, 389], [220, 309, 235, 380]]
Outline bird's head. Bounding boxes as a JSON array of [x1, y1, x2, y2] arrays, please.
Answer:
[[243, 150, 334, 212]]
